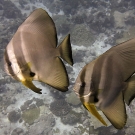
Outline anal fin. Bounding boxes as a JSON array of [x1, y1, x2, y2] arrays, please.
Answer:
[[101, 92, 127, 129], [46, 57, 69, 92], [124, 75, 135, 105]]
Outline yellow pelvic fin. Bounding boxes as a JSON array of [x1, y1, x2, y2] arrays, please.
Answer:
[[17, 63, 41, 94], [83, 102, 107, 126], [21, 80, 42, 94]]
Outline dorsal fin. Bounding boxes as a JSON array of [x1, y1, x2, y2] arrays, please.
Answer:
[[18, 8, 57, 48], [112, 38, 135, 80]]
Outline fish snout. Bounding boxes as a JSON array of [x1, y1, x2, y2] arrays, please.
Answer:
[[17, 72, 42, 94]]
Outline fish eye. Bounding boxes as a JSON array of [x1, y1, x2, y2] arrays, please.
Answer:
[[94, 97, 99, 103], [8, 62, 12, 66], [30, 72, 35, 77], [80, 82, 85, 88]]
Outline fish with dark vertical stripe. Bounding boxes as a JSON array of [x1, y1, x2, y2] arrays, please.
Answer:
[[4, 8, 73, 94], [73, 38, 135, 129]]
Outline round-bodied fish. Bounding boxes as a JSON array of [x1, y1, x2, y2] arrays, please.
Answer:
[[4, 8, 73, 94], [73, 38, 135, 129]]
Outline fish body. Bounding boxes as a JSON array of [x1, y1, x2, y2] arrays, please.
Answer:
[[74, 38, 135, 129], [4, 8, 73, 94]]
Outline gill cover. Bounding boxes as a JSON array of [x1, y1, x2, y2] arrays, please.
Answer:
[[17, 62, 42, 94]]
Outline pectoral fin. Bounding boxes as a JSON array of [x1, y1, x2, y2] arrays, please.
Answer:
[[83, 102, 107, 126], [22, 80, 42, 94], [101, 92, 127, 129], [112, 38, 135, 80]]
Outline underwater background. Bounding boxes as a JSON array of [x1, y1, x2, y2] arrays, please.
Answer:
[[0, 0, 135, 134]]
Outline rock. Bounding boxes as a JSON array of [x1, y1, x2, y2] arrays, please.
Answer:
[[61, 110, 81, 125], [61, 0, 79, 15], [125, 127, 135, 135], [4, 76, 11, 83], [72, 13, 86, 24], [0, 10, 3, 16], [0, 95, 14, 110], [42, 0, 54, 11], [89, 110, 111, 129], [48, 2, 61, 14], [22, 107, 40, 125], [83, 119, 90, 127], [97, 126, 125, 135], [126, 114, 135, 127], [28, 114, 55, 135], [104, 30, 123, 45], [53, 15, 71, 35], [5, 83, 21, 95], [113, 10, 135, 28], [39, 105, 49, 115], [104, 37, 116, 46], [0, 96, 2, 102], [34, 98, 44, 107], [88, 126, 99, 135], [110, 0, 132, 13], [69, 127, 81, 135], [2, 0, 22, 19], [20, 98, 44, 111], [8, 110, 21, 123], [113, 11, 126, 28], [11, 128, 24, 135], [71, 24, 95, 46], [116, 26, 135, 44], [65, 92, 81, 106], [49, 89, 65, 99], [0, 85, 7, 94], [24, 5, 30, 10], [97, 126, 113, 135], [77, 124, 91, 135], [50, 99, 71, 117], [19, 0, 28, 7], [20, 99, 33, 111]]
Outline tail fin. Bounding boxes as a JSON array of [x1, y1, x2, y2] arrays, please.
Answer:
[[58, 34, 73, 66]]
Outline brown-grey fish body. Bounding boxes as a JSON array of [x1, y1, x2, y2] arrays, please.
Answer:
[[74, 38, 135, 129], [4, 8, 73, 94]]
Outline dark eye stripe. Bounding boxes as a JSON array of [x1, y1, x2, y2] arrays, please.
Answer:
[[8, 62, 12, 66], [4, 50, 16, 76]]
